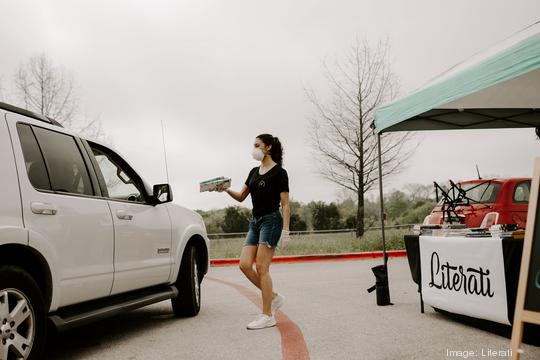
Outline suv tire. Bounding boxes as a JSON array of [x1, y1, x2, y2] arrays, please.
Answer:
[[171, 245, 201, 317], [0, 266, 46, 360]]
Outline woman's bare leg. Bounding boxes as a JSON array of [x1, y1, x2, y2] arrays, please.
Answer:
[[239, 245, 260, 287], [255, 245, 276, 316], [239, 246, 277, 299]]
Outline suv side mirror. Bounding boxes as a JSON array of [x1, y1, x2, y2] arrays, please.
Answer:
[[152, 184, 173, 205]]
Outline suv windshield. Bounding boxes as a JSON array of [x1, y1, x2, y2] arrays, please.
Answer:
[[460, 182, 501, 203]]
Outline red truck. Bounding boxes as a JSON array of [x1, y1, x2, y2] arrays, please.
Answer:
[[426, 178, 531, 229]]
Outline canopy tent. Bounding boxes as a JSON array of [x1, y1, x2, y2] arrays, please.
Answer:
[[373, 20, 540, 134], [370, 20, 540, 273]]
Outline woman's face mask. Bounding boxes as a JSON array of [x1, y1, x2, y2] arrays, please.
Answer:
[[252, 147, 265, 161]]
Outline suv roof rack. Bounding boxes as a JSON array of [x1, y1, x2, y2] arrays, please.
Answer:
[[0, 101, 63, 127]]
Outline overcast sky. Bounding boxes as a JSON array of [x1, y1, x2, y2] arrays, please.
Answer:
[[1, 1, 539, 210]]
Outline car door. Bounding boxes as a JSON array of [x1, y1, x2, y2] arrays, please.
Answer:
[[86, 141, 172, 295], [7, 114, 115, 307]]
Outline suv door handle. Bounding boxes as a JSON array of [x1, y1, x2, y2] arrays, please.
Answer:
[[116, 210, 133, 220], [31, 202, 58, 215]]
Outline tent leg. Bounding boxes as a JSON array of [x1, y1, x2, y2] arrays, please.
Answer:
[[377, 133, 388, 266]]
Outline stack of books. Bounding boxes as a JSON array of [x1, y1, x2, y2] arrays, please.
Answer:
[[418, 224, 441, 236], [418, 223, 523, 239], [419, 224, 470, 237], [199, 177, 231, 192], [434, 224, 470, 237], [466, 227, 492, 238], [489, 224, 519, 238]]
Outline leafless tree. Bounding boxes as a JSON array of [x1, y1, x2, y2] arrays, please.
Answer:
[[307, 39, 415, 238], [15, 54, 77, 126], [13, 53, 108, 142]]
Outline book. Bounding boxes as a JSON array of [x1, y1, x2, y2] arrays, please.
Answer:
[[199, 177, 231, 192]]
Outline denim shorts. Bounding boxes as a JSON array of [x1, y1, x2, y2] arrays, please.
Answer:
[[244, 211, 283, 248]]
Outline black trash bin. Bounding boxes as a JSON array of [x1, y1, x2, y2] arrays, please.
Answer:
[[367, 264, 393, 306]]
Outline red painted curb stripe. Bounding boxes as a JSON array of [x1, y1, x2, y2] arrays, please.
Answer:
[[206, 276, 310, 360], [210, 250, 407, 267]]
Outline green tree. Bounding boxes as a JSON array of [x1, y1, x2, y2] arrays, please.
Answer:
[[396, 200, 437, 225], [290, 213, 307, 231], [343, 215, 357, 229], [385, 190, 409, 221], [311, 202, 341, 230], [221, 206, 250, 233], [196, 209, 224, 234]]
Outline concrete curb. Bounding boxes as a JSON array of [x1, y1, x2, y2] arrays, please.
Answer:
[[210, 249, 407, 267]]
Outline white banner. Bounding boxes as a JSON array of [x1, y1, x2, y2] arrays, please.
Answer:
[[420, 235, 510, 325]]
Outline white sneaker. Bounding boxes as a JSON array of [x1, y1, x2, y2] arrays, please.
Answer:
[[246, 314, 276, 330], [271, 293, 285, 314]]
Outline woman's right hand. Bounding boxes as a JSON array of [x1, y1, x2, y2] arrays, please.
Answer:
[[216, 183, 227, 192], [279, 230, 291, 249]]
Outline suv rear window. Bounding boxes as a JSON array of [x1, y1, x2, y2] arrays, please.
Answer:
[[32, 127, 94, 196], [460, 182, 501, 203], [513, 181, 531, 203], [17, 123, 52, 191]]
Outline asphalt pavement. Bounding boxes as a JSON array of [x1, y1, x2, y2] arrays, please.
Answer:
[[45, 258, 540, 360]]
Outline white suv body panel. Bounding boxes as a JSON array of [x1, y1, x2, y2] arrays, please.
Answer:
[[109, 200, 172, 295], [87, 138, 211, 285], [166, 204, 208, 283], [6, 113, 115, 308], [0, 114, 26, 246], [1, 106, 210, 315], [85, 140, 174, 294]]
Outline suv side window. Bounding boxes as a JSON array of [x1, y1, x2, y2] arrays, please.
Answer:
[[91, 148, 145, 203], [513, 181, 531, 203], [32, 126, 94, 196], [16, 123, 52, 191]]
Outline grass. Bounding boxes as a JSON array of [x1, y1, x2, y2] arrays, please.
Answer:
[[209, 228, 411, 259]]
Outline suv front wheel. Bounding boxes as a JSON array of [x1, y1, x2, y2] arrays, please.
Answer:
[[0, 266, 46, 360], [171, 245, 201, 317]]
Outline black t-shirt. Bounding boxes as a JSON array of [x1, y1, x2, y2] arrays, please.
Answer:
[[245, 165, 289, 217]]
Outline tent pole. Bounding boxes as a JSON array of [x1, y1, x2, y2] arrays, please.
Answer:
[[377, 133, 388, 267]]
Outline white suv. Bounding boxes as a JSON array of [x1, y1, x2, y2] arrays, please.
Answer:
[[0, 102, 209, 359]]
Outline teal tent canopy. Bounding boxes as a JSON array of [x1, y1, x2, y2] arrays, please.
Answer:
[[371, 21, 540, 286], [373, 21, 540, 134]]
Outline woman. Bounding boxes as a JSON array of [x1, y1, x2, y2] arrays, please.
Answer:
[[217, 133, 291, 330]]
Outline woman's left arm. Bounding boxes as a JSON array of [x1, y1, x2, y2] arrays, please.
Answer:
[[280, 192, 290, 231]]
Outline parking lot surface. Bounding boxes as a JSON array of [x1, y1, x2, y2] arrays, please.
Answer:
[[46, 258, 540, 359]]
